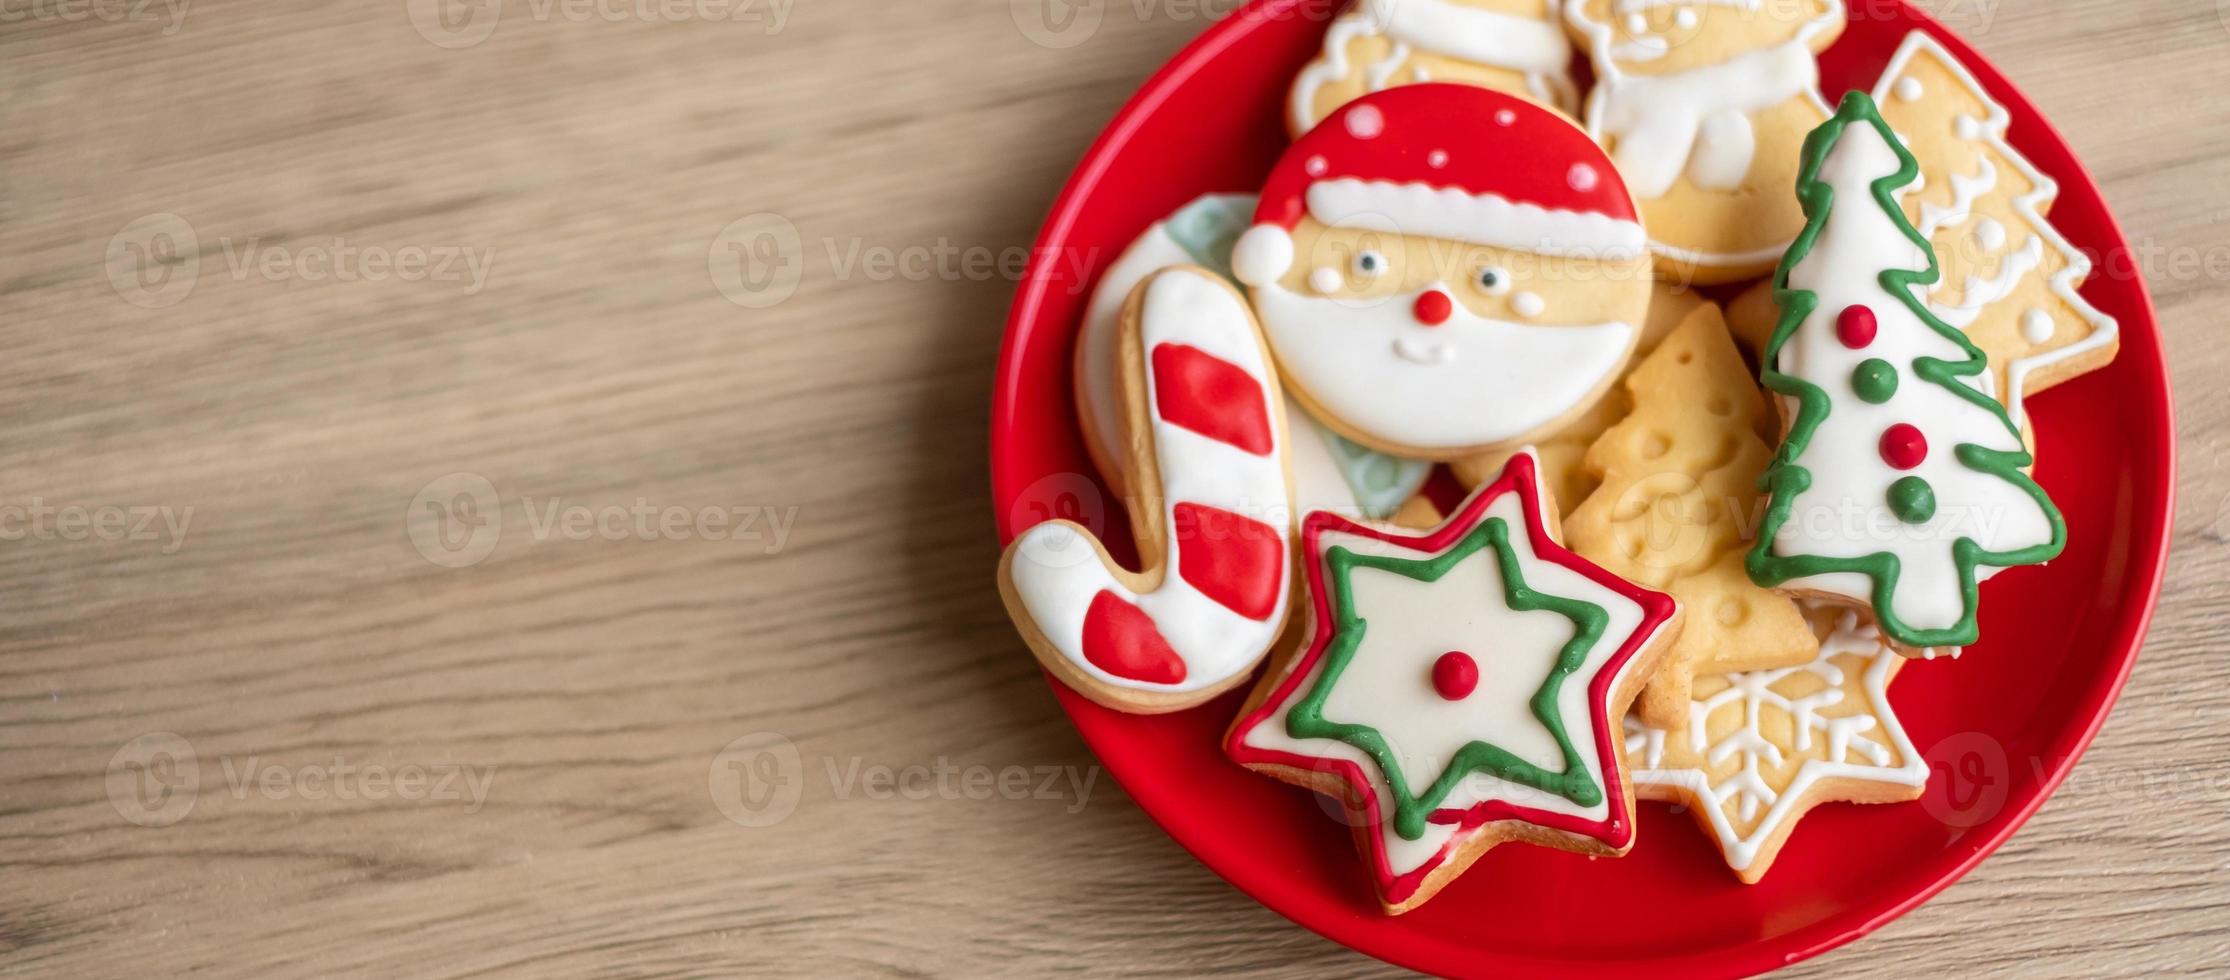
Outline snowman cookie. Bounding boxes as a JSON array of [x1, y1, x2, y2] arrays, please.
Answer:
[[1566, 0, 1845, 284], [1288, 0, 1578, 136], [1231, 84, 1654, 461]]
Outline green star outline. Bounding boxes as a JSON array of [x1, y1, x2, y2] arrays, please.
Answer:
[[1286, 516, 1609, 841]]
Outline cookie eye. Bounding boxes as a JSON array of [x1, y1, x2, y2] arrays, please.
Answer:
[[1475, 266, 1511, 296], [1351, 249, 1387, 279]]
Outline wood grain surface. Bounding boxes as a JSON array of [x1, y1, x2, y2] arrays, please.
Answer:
[[0, 0, 2221, 975]]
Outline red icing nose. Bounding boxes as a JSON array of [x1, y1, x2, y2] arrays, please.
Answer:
[[1412, 290, 1452, 326]]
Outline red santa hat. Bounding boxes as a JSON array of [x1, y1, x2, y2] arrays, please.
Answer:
[[1231, 84, 1647, 286]]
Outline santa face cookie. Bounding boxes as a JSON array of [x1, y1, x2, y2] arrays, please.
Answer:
[[1233, 85, 1654, 461], [1748, 92, 2064, 651], [1288, 0, 1578, 136], [1227, 451, 1680, 913], [1001, 267, 1294, 713], [1567, 0, 1845, 284]]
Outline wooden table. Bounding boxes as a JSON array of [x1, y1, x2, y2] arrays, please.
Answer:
[[2, 0, 2218, 975]]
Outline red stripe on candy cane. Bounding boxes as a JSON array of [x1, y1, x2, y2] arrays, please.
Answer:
[[1150, 343, 1274, 455], [1173, 502, 1283, 621]]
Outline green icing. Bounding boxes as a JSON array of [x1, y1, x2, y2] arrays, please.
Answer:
[[1746, 91, 2066, 649], [1852, 357, 1899, 403], [1323, 431, 1434, 519], [1162, 194, 1257, 285], [1285, 517, 1608, 841], [1888, 476, 1937, 524]]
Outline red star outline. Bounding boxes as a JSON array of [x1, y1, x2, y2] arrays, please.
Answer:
[[1225, 451, 1679, 906]]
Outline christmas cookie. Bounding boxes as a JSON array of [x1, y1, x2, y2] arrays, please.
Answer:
[[1748, 92, 2064, 652], [1623, 601, 1932, 883], [1287, 0, 1577, 136], [1566, 0, 1845, 284], [1001, 267, 1293, 713], [1452, 278, 1714, 511], [1077, 193, 1432, 519], [1565, 304, 1816, 732], [1231, 84, 1653, 461], [1870, 31, 2120, 433], [1226, 451, 1681, 913]]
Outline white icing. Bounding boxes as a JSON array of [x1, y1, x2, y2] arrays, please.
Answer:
[[1287, 0, 1577, 134], [1767, 119, 2057, 632], [2021, 308, 2054, 344], [1304, 178, 1648, 258], [1231, 225, 1295, 286], [1624, 603, 1929, 874], [1510, 291, 1545, 318], [1972, 216, 2006, 252], [1894, 75, 1922, 102], [1256, 279, 1633, 452], [1686, 108, 1756, 190], [1582, 38, 1825, 200], [1868, 31, 2120, 430], [1240, 458, 1658, 877], [1917, 156, 1997, 237], [1078, 216, 1212, 483], [1309, 266, 1345, 295], [1010, 270, 1292, 693], [1932, 234, 2042, 329]]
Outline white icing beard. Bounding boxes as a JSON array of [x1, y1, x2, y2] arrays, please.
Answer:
[[1253, 278, 1634, 453]]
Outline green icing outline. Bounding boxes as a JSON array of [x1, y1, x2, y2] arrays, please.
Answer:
[[1286, 517, 1607, 841], [1747, 91, 2066, 649]]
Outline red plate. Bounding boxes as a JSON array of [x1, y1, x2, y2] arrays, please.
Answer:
[[990, 4, 2174, 975]]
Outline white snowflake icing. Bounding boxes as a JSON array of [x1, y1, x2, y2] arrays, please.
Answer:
[[1622, 604, 1933, 873]]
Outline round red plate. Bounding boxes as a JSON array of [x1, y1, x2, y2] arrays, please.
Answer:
[[990, 4, 2174, 975]]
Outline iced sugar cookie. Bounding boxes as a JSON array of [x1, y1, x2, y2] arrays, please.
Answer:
[[1748, 92, 2063, 652], [1001, 268, 1293, 713], [1227, 451, 1680, 912], [1565, 304, 1815, 732], [1871, 31, 2119, 432], [1623, 601, 1931, 883], [1077, 193, 1432, 519], [1288, 0, 1578, 136], [1232, 84, 1653, 460], [1566, 0, 1845, 284]]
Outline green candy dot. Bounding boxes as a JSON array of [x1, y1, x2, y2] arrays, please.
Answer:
[[1851, 358, 1899, 404], [1888, 476, 1936, 525]]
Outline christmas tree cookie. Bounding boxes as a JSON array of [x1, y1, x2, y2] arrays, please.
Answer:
[[1226, 451, 1680, 913], [1869, 31, 2120, 435], [1623, 601, 1932, 883], [1747, 92, 2064, 652], [1565, 304, 1815, 732]]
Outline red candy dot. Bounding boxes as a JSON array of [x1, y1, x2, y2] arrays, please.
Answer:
[[1431, 651, 1478, 701], [1836, 305, 1878, 349], [1413, 290, 1453, 327], [1880, 423, 1928, 469]]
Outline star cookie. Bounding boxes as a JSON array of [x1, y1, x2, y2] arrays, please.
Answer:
[[1623, 601, 1935, 883], [1227, 450, 1681, 913]]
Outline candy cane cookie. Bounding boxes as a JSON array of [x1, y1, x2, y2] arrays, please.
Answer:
[[1000, 267, 1294, 713]]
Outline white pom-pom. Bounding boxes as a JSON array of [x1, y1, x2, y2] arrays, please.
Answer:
[[1231, 225, 1294, 287]]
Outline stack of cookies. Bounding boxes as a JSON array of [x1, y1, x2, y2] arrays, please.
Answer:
[[999, 1, 2119, 912]]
